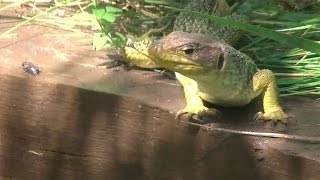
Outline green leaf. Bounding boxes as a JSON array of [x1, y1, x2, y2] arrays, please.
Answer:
[[110, 32, 127, 48], [92, 33, 112, 50], [278, 12, 314, 22], [92, 8, 105, 18], [92, 6, 122, 23], [143, 0, 183, 7], [301, 17, 320, 25], [164, 6, 320, 55], [101, 13, 117, 23], [105, 6, 122, 14]]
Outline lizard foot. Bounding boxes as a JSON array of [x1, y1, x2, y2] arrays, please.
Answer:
[[176, 105, 221, 123], [254, 109, 290, 124]]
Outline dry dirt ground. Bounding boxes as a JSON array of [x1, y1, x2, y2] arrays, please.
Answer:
[[0, 4, 320, 180]]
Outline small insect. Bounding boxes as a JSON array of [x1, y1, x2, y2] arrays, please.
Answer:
[[22, 62, 40, 76]]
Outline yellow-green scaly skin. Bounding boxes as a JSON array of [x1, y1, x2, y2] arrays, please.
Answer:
[[124, 37, 160, 68], [148, 31, 288, 123]]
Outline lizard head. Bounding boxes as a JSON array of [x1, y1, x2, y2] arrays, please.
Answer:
[[148, 31, 231, 75]]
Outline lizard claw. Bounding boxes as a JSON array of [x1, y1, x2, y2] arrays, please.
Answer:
[[254, 110, 291, 124], [176, 106, 221, 123]]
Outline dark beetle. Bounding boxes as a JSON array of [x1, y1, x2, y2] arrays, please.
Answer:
[[22, 62, 40, 76]]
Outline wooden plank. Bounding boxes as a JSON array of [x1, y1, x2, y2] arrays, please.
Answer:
[[0, 74, 319, 180]]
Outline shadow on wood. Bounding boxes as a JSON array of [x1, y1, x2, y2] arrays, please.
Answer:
[[0, 74, 319, 180]]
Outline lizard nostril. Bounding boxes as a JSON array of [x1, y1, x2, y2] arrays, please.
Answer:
[[155, 46, 159, 52], [149, 42, 162, 54], [148, 44, 155, 53], [217, 53, 224, 70]]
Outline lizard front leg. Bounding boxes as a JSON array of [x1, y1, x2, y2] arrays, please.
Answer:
[[253, 69, 289, 123], [175, 73, 220, 121]]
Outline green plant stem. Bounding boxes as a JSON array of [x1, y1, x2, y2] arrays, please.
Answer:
[[21, 16, 93, 37], [0, 0, 82, 38], [0, 0, 30, 12]]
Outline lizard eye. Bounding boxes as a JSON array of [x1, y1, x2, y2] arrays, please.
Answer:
[[184, 48, 194, 55], [180, 44, 197, 55]]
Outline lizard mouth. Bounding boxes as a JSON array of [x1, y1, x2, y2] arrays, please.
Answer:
[[154, 58, 200, 68], [154, 59, 209, 74]]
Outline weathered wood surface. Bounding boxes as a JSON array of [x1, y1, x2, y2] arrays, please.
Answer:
[[0, 74, 320, 180]]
